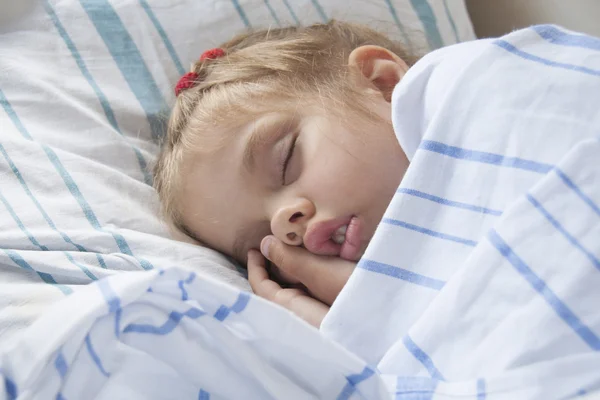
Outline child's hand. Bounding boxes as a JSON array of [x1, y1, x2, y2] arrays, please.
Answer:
[[247, 236, 355, 327]]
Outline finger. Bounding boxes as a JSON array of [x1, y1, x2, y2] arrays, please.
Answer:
[[261, 236, 355, 305], [268, 262, 301, 286], [247, 249, 283, 301], [248, 250, 328, 328], [279, 291, 329, 328]]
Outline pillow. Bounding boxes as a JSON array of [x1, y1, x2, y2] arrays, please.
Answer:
[[0, 0, 474, 345]]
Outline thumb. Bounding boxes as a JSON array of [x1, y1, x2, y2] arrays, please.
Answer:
[[260, 235, 303, 277], [260, 235, 354, 306]]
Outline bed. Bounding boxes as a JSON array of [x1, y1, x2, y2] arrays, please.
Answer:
[[0, 1, 474, 398], [0, 0, 474, 349], [2, 1, 599, 399]]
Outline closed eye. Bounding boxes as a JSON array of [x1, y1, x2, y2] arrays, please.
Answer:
[[281, 135, 297, 185]]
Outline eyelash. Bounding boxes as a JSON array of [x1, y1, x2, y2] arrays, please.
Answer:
[[281, 136, 297, 185]]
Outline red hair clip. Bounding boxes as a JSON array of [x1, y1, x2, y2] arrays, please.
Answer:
[[174, 72, 199, 96], [200, 48, 226, 61], [174, 48, 226, 96]]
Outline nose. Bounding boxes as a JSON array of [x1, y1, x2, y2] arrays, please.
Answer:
[[270, 198, 315, 246]]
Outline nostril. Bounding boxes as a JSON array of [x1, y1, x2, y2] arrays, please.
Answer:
[[289, 212, 303, 223], [287, 232, 297, 241]]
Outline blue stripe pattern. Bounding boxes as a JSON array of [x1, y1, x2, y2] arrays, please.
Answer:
[[477, 378, 486, 400], [533, 25, 600, 51], [0, 94, 107, 270], [138, 0, 186, 75], [403, 335, 445, 380], [409, 0, 443, 49], [0, 92, 35, 142], [494, 40, 600, 78], [0, 164, 101, 280], [54, 351, 68, 378], [555, 169, 600, 218], [124, 307, 206, 335], [4, 93, 147, 270], [442, 0, 459, 42], [97, 278, 123, 336], [213, 292, 251, 321], [527, 194, 600, 271], [336, 366, 375, 400], [98, 279, 121, 314], [488, 229, 600, 350], [2, 250, 52, 284], [0, 189, 49, 251], [230, 0, 251, 28], [420, 140, 554, 174], [1, 371, 17, 400], [395, 376, 438, 399], [0, 186, 98, 280], [262, 0, 281, 26], [281, 0, 299, 25], [397, 188, 502, 216], [383, 0, 411, 48], [310, 0, 328, 22], [79, 0, 168, 142], [358, 259, 445, 290], [382, 217, 477, 247], [54, 351, 68, 400], [115, 308, 122, 339], [62, 252, 98, 280], [2, 249, 72, 295], [43, 1, 152, 185], [41, 142, 154, 270], [198, 389, 210, 400], [178, 272, 196, 301], [85, 334, 110, 377]]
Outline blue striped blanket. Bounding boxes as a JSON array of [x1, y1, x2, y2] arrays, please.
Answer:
[[324, 25, 600, 398], [1, 24, 599, 399]]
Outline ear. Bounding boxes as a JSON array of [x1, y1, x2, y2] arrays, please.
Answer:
[[348, 45, 409, 102]]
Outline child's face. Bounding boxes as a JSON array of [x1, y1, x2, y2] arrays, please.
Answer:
[[179, 94, 409, 264]]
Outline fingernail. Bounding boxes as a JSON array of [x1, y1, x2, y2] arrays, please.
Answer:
[[260, 236, 273, 259]]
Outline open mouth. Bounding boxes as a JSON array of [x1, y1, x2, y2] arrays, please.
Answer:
[[337, 216, 362, 261], [331, 224, 347, 244], [304, 215, 365, 261]]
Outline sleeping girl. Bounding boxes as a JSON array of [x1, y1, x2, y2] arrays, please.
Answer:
[[154, 21, 600, 328]]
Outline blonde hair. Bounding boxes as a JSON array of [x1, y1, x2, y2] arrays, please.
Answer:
[[154, 20, 420, 232]]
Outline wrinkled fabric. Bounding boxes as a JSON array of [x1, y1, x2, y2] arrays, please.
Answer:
[[2, 24, 599, 400], [324, 25, 600, 399], [0, 0, 474, 350]]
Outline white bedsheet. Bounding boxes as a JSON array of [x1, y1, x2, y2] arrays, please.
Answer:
[[1, 25, 599, 399]]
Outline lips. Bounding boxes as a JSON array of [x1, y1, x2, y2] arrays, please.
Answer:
[[340, 216, 362, 261], [303, 215, 363, 261]]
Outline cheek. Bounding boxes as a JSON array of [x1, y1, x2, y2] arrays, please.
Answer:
[[301, 123, 405, 205], [306, 154, 357, 192], [302, 146, 385, 202]]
